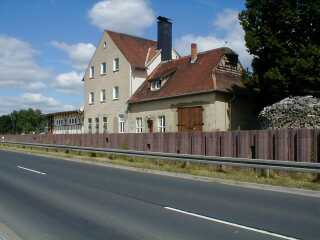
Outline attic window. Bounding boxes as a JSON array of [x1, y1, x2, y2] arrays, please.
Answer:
[[226, 53, 238, 68], [151, 79, 162, 91], [218, 53, 241, 73]]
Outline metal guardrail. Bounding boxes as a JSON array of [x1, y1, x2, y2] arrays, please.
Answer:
[[2, 141, 320, 173]]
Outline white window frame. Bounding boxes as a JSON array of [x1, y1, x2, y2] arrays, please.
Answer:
[[112, 86, 119, 100], [100, 89, 106, 103], [118, 117, 125, 133], [89, 66, 94, 78], [103, 116, 108, 133], [151, 79, 161, 91], [95, 117, 99, 133], [89, 92, 94, 104], [88, 118, 92, 134], [158, 115, 166, 133], [113, 58, 119, 72], [100, 62, 107, 75], [136, 117, 143, 133], [103, 41, 107, 48]]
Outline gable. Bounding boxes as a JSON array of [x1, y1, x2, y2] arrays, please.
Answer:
[[106, 30, 157, 69], [83, 32, 131, 81]]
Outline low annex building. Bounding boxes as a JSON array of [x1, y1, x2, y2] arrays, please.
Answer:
[[46, 110, 84, 134]]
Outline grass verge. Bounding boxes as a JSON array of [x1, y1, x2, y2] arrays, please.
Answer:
[[1, 143, 320, 191]]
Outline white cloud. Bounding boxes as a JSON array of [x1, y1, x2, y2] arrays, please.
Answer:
[[27, 81, 47, 91], [22, 93, 60, 107], [88, 0, 155, 35], [53, 71, 83, 94], [174, 9, 252, 68], [0, 93, 75, 116], [0, 35, 51, 88], [52, 41, 95, 70], [213, 9, 239, 30]]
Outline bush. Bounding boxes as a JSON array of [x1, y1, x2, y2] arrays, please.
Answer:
[[90, 152, 97, 158]]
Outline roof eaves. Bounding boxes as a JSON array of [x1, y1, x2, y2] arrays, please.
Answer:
[[128, 89, 219, 104]]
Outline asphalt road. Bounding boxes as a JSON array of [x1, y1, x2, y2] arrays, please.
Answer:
[[0, 149, 319, 240]]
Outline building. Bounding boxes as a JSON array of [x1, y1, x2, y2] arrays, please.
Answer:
[[127, 45, 254, 132], [81, 16, 254, 134], [46, 110, 84, 134], [83, 17, 179, 134]]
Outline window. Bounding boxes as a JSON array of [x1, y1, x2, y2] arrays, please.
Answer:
[[95, 117, 99, 133], [103, 117, 108, 133], [100, 62, 107, 75], [136, 117, 143, 133], [89, 92, 94, 104], [151, 79, 161, 91], [88, 118, 92, 134], [89, 66, 94, 78], [112, 86, 119, 100], [113, 58, 119, 72], [100, 89, 106, 102], [158, 116, 166, 133], [119, 117, 125, 133], [103, 41, 107, 48]]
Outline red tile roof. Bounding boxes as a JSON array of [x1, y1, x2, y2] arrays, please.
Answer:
[[106, 30, 157, 69], [44, 110, 83, 117], [129, 47, 243, 103], [146, 46, 160, 65]]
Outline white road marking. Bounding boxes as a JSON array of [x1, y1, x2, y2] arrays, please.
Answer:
[[17, 166, 47, 175], [164, 207, 300, 240]]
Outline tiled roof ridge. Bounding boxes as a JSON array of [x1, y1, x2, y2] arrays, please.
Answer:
[[105, 30, 156, 43], [146, 47, 228, 80], [164, 47, 229, 63]]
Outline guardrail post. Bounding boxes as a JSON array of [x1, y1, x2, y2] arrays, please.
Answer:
[[315, 132, 320, 182]]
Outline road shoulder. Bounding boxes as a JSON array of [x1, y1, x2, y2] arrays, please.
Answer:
[[1, 147, 320, 199]]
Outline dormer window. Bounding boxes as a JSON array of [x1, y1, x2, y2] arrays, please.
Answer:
[[217, 53, 241, 73], [151, 79, 162, 91]]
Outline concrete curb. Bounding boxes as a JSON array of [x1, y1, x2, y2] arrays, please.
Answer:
[[1, 147, 320, 199]]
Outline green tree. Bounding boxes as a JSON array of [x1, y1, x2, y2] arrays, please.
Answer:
[[0, 115, 13, 134], [0, 109, 45, 134], [239, 0, 320, 109]]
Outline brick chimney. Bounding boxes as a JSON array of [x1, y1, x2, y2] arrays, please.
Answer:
[[191, 43, 197, 63], [157, 16, 172, 61]]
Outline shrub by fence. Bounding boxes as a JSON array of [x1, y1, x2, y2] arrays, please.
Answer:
[[2, 129, 320, 163]]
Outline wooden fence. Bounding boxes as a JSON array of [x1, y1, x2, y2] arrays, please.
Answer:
[[3, 129, 320, 162]]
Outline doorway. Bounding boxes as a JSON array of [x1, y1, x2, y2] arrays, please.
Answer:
[[177, 106, 203, 132]]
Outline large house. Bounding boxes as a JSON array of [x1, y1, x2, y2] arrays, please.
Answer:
[[82, 16, 254, 134], [83, 17, 179, 134]]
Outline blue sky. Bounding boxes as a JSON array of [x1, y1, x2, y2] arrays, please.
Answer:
[[0, 0, 248, 115]]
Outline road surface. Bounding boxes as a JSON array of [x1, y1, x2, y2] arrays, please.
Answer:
[[0, 149, 319, 240]]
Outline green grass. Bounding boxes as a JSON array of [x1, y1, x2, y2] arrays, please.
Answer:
[[1, 143, 319, 191]]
